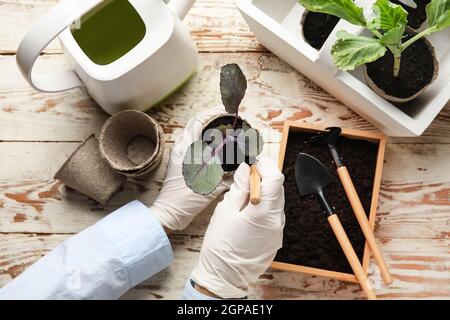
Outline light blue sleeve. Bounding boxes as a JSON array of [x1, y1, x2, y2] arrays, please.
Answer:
[[0, 200, 173, 300], [182, 279, 219, 300]]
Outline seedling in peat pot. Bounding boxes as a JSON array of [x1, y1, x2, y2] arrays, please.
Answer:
[[182, 64, 263, 195], [298, 0, 450, 102]]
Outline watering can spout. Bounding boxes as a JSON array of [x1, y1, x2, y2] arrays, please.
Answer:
[[167, 0, 196, 20]]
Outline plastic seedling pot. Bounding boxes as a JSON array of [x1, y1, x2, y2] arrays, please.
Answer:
[[54, 134, 126, 204], [99, 110, 165, 177], [237, 0, 450, 137]]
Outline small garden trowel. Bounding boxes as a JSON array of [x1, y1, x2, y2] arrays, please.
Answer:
[[306, 127, 392, 285], [295, 152, 376, 300]]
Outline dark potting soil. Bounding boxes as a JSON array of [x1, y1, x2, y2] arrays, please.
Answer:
[[301, 0, 429, 51], [275, 131, 379, 274], [202, 115, 259, 172], [302, 11, 339, 50], [391, 0, 430, 30], [365, 32, 435, 99]]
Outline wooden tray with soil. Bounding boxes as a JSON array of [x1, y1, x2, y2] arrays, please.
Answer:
[[272, 122, 386, 283]]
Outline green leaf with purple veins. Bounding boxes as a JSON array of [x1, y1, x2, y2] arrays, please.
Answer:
[[182, 140, 224, 195]]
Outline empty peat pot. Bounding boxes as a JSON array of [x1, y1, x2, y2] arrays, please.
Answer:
[[54, 134, 126, 204], [99, 110, 165, 177]]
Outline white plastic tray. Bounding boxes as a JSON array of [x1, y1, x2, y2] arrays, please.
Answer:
[[237, 0, 450, 137]]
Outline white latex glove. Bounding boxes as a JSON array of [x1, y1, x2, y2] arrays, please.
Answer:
[[190, 156, 285, 298], [151, 106, 231, 231]]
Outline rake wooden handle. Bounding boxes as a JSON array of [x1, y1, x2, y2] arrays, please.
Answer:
[[250, 165, 261, 205], [327, 214, 377, 300], [337, 166, 393, 285]]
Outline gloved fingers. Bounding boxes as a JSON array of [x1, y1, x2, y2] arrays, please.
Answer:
[[190, 159, 285, 299], [241, 199, 285, 233], [219, 162, 250, 213], [256, 156, 284, 202], [211, 172, 233, 197], [170, 106, 226, 166], [221, 171, 234, 188], [256, 156, 284, 188], [238, 156, 284, 226]]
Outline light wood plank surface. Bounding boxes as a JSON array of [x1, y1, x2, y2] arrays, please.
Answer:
[[0, 141, 449, 239], [1, 54, 450, 143], [1, 233, 448, 299], [0, 0, 448, 300], [0, 0, 263, 54]]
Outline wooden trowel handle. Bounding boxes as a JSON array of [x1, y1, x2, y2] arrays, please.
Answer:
[[337, 166, 393, 285], [327, 214, 377, 300], [250, 165, 261, 205]]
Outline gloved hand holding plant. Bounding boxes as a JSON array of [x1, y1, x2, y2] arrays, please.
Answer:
[[182, 64, 263, 195], [150, 107, 234, 231], [190, 157, 285, 299], [152, 63, 263, 231], [298, 0, 450, 102]]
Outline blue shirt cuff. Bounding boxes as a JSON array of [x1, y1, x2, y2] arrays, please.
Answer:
[[182, 279, 220, 300], [96, 200, 174, 288]]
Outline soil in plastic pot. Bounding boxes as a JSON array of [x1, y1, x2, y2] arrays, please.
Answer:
[[202, 115, 258, 172], [275, 131, 378, 274], [391, 0, 430, 30], [302, 11, 339, 50], [365, 32, 435, 100]]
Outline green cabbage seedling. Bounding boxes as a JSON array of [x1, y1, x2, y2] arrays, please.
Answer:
[[182, 64, 263, 195], [298, 0, 450, 77]]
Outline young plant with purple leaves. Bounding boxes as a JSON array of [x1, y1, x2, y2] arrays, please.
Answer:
[[182, 64, 263, 195]]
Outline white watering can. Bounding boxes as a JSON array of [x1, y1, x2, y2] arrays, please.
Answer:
[[16, 0, 198, 114]]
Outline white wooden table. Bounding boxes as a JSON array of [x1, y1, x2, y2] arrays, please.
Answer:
[[0, 0, 449, 299]]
